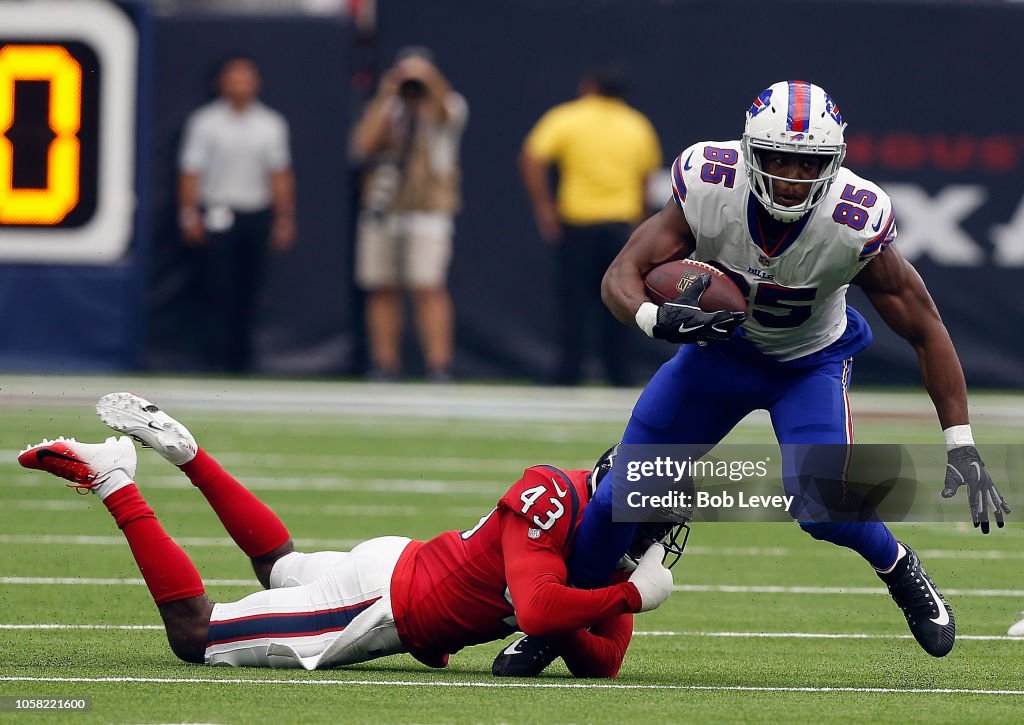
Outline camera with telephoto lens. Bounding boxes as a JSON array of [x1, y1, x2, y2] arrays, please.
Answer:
[[398, 78, 427, 100]]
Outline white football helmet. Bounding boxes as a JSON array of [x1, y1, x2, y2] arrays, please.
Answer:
[[742, 80, 847, 222]]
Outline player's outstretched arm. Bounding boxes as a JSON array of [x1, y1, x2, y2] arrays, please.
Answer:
[[502, 513, 672, 678], [501, 515, 670, 636], [602, 200, 696, 327], [853, 245, 1010, 532], [853, 245, 967, 427]]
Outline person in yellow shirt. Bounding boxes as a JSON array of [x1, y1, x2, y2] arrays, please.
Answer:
[[521, 65, 662, 386]]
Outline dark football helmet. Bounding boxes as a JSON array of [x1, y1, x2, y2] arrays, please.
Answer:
[[588, 444, 692, 570]]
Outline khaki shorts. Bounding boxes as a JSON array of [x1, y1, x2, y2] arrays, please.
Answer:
[[355, 211, 453, 289], [204, 537, 411, 670]]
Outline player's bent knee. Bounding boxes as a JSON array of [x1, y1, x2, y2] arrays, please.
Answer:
[[252, 539, 295, 589], [159, 596, 213, 664], [798, 520, 834, 541], [167, 627, 207, 664]]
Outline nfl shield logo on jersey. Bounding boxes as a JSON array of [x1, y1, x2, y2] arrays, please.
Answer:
[[528, 528, 541, 539]]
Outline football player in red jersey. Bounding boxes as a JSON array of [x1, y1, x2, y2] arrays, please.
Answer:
[[16, 392, 683, 677]]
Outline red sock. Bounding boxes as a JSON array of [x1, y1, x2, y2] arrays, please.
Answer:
[[104, 485, 205, 606], [179, 449, 290, 558]]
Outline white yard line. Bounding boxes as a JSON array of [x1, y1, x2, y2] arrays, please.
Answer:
[[0, 577, 254, 586], [671, 584, 1024, 597], [0, 378, 645, 422], [0, 535, 362, 548], [0, 624, 163, 630], [1, 375, 1021, 425], [1, 675, 1022, 695], [676, 545, 1024, 560], [2, 624, 1019, 642], [6, 474, 500, 495], [3, 576, 1023, 597], [5, 531, 1023, 562], [0, 450, 591, 474], [632, 630, 1023, 642], [2, 500, 485, 517]]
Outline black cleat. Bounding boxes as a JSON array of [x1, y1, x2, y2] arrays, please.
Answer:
[[491, 635, 557, 677], [878, 543, 955, 657]]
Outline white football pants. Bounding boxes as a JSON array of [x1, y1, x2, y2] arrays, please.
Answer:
[[204, 536, 410, 670]]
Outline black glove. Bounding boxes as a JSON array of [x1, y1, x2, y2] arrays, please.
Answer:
[[652, 273, 746, 344], [941, 445, 1010, 534]]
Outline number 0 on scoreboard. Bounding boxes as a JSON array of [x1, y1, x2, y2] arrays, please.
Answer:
[[0, 43, 98, 227], [0, 1, 136, 264]]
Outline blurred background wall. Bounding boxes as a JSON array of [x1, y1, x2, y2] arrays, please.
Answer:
[[1, 0, 1022, 386]]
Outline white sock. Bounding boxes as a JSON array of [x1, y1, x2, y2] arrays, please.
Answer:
[[876, 542, 907, 574], [90, 469, 134, 501]]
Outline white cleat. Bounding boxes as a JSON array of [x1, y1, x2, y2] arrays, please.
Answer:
[[18, 436, 137, 500], [1009, 614, 1024, 637], [96, 392, 198, 466]]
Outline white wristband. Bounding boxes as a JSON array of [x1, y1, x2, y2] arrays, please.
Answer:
[[943, 424, 974, 451], [635, 302, 659, 338]]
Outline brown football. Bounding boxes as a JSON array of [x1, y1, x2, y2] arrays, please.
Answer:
[[643, 260, 747, 312]]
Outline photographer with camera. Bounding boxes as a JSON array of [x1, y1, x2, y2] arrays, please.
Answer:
[[350, 47, 467, 382]]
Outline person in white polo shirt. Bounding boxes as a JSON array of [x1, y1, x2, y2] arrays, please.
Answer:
[[178, 56, 296, 373]]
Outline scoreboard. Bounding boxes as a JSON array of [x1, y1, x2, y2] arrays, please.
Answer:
[[0, 0, 136, 264]]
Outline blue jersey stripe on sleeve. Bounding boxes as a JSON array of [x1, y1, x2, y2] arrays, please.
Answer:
[[671, 155, 687, 205], [860, 213, 896, 259]]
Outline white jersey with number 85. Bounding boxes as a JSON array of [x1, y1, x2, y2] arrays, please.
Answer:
[[670, 140, 896, 361]]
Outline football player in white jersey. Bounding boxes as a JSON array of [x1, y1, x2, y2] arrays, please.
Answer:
[[497, 80, 1009, 675]]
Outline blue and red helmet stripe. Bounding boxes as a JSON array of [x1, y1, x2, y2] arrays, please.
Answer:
[[787, 80, 811, 133]]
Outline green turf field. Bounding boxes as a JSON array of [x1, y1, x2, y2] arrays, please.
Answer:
[[1, 377, 1022, 723]]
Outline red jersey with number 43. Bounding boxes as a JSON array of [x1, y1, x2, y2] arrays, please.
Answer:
[[388, 465, 640, 668]]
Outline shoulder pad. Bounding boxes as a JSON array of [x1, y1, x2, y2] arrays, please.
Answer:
[[830, 170, 897, 260], [671, 141, 744, 209], [498, 466, 582, 550]]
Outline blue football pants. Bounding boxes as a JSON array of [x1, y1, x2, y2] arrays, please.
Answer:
[[568, 342, 899, 587]]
